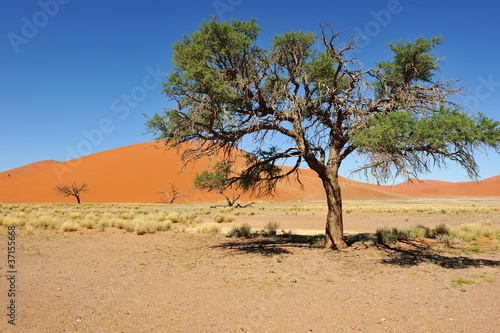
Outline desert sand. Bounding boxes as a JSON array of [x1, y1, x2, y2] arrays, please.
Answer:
[[0, 141, 499, 204]]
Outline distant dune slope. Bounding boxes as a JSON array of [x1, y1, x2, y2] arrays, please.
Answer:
[[376, 177, 500, 198], [0, 142, 498, 203], [0, 160, 60, 180]]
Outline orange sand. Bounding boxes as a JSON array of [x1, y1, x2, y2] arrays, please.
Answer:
[[0, 142, 498, 203]]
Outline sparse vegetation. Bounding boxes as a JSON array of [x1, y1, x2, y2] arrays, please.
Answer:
[[0, 201, 498, 252], [228, 223, 252, 238], [196, 223, 222, 235], [375, 221, 499, 246], [264, 221, 280, 237]]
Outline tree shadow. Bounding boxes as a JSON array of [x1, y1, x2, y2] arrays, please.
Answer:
[[216, 234, 323, 256], [379, 242, 500, 269]]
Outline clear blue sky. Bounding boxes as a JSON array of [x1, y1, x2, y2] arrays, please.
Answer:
[[1, 0, 499, 184]]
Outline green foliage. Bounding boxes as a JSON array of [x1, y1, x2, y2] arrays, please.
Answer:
[[194, 161, 232, 193], [354, 108, 500, 153], [375, 36, 443, 96], [352, 107, 500, 180]]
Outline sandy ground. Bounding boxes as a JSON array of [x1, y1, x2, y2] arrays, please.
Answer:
[[1, 201, 499, 332]]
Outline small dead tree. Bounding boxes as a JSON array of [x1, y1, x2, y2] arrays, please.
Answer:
[[54, 182, 89, 204], [157, 181, 187, 203]]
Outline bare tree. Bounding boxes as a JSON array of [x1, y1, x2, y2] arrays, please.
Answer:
[[157, 181, 187, 203], [54, 182, 89, 204]]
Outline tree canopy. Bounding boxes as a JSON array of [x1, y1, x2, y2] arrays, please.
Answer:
[[146, 17, 500, 249]]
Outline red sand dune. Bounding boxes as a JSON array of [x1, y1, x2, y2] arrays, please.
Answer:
[[0, 160, 60, 180], [376, 176, 500, 198], [0, 142, 498, 203]]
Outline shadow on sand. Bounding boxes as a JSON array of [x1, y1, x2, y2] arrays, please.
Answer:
[[216, 232, 500, 269], [378, 241, 500, 269]]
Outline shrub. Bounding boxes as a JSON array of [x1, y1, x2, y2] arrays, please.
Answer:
[[239, 223, 252, 238], [228, 223, 253, 238], [228, 223, 240, 237], [436, 234, 458, 247], [376, 227, 398, 244], [264, 221, 280, 237], [408, 225, 430, 240], [434, 223, 451, 237]]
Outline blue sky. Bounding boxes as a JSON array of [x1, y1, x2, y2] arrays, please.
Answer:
[[1, 0, 499, 184]]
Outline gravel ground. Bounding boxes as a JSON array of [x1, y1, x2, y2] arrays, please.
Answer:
[[1, 225, 499, 332]]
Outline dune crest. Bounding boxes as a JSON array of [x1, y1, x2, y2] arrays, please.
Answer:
[[0, 160, 61, 180]]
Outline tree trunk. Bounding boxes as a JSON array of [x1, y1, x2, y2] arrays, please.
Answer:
[[219, 191, 234, 207], [75, 195, 81, 204], [322, 171, 347, 249]]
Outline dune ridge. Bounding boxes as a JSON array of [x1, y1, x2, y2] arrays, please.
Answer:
[[0, 142, 498, 203], [0, 160, 60, 180]]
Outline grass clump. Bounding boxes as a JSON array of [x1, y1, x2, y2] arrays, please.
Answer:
[[451, 278, 474, 288], [31, 214, 57, 229], [132, 216, 172, 235], [61, 221, 80, 232], [197, 223, 222, 235], [3, 216, 27, 227], [228, 223, 253, 238], [436, 234, 458, 247], [376, 227, 398, 244], [213, 214, 235, 223], [264, 221, 280, 237], [166, 211, 180, 223], [376, 225, 431, 244], [434, 223, 451, 236], [453, 223, 486, 242]]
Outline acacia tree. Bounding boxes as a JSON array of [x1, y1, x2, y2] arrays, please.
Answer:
[[193, 161, 241, 207], [55, 182, 89, 204], [146, 18, 500, 249]]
